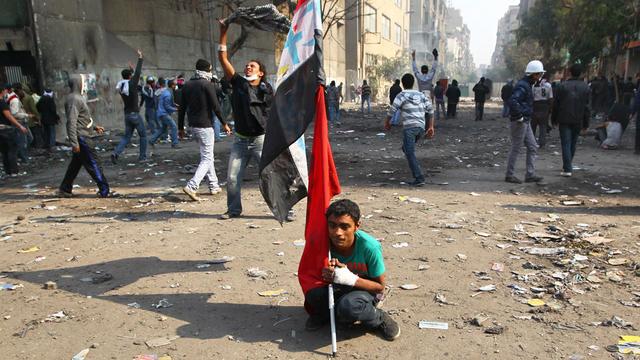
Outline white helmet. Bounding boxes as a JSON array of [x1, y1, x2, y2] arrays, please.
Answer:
[[525, 60, 545, 74]]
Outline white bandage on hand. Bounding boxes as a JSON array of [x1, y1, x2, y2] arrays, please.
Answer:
[[333, 266, 359, 287]]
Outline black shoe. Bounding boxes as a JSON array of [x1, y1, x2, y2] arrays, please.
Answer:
[[305, 316, 328, 331], [525, 175, 544, 183], [378, 311, 400, 341], [409, 179, 426, 187], [110, 154, 118, 164], [505, 176, 522, 184]]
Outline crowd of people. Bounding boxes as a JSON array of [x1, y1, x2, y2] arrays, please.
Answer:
[[2, 30, 640, 346]]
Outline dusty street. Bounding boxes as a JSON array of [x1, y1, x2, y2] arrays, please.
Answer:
[[1, 100, 639, 359]]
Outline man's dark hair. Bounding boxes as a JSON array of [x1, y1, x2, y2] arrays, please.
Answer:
[[121, 69, 133, 79], [196, 58, 211, 71], [326, 199, 361, 223], [452, 79, 458, 86], [3, 83, 12, 90], [401, 73, 415, 89], [394, 79, 400, 85], [480, 77, 485, 83], [249, 59, 267, 80], [12, 82, 22, 91], [330, 80, 336, 86], [363, 80, 367, 85], [569, 63, 583, 78], [167, 79, 176, 87], [421, 65, 429, 74], [157, 77, 166, 87]]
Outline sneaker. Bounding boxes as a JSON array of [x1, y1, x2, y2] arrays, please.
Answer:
[[305, 316, 328, 331], [378, 311, 400, 341], [409, 179, 426, 187], [182, 186, 201, 201], [524, 175, 544, 183], [560, 171, 572, 177], [219, 212, 240, 220], [504, 176, 522, 184], [209, 187, 222, 195], [171, 144, 181, 149], [55, 189, 73, 198], [110, 154, 118, 164], [286, 210, 295, 222]]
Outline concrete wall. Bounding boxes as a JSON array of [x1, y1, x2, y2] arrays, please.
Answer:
[[25, 0, 279, 134]]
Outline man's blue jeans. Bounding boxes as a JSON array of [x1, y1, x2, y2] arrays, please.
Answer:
[[402, 127, 425, 182], [304, 285, 382, 328], [150, 115, 178, 146], [361, 95, 371, 113], [226, 134, 264, 215], [113, 112, 147, 160], [559, 124, 581, 172], [145, 107, 159, 133], [328, 103, 340, 123], [502, 102, 510, 117]]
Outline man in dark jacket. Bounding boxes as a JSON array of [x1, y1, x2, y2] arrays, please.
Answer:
[[505, 60, 545, 184], [389, 79, 402, 104], [140, 76, 158, 134], [178, 59, 231, 201], [36, 89, 60, 151], [112, 49, 147, 163], [445, 79, 461, 118], [219, 19, 275, 219], [433, 81, 445, 121], [501, 80, 514, 118], [472, 77, 490, 121], [551, 64, 590, 176]]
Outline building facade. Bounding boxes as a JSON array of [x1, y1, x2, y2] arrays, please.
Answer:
[[409, 0, 447, 78], [445, 7, 474, 82], [345, 0, 411, 101], [490, 5, 519, 70]]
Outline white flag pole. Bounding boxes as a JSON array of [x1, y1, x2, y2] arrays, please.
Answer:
[[328, 250, 337, 357]]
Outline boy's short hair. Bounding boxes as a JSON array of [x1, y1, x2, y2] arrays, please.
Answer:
[[326, 199, 361, 223], [401, 73, 415, 89], [569, 63, 583, 77]]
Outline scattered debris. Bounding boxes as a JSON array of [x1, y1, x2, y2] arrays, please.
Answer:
[[400, 284, 420, 290], [434, 293, 456, 305], [152, 299, 173, 309], [520, 247, 566, 256], [418, 321, 448, 330], [527, 299, 545, 307], [43, 281, 57, 290], [71, 348, 90, 360], [484, 325, 505, 335], [17, 246, 40, 253], [257, 289, 287, 297], [392, 242, 409, 248], [247, 268, 269, 279], [145, 336, 180, 348]]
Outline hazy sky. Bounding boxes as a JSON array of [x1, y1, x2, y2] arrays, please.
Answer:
[[449, 0, 520, 66]]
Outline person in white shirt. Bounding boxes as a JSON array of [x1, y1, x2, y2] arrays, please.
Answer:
[[411, 49, 439, 99], [532, 76, 553, 148]]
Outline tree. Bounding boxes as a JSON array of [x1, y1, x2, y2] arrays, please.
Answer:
[[364, 50, 411, 100], [321, 0, 362, 40]]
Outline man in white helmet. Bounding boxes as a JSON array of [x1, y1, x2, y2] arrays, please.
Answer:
[[505, 60, 545, 184]]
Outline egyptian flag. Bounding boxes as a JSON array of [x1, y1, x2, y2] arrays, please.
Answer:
[[299, 88, 341, 297], [259, 0, 325, 223]]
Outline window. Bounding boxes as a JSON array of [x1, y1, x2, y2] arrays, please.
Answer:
[[364, 4, 376, 33], [382, 15, 390, 39], [366, 53, 377, 66], [395, 23, 402, 45]]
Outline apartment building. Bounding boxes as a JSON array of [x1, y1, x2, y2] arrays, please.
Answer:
[[344, 0, 411, 100]]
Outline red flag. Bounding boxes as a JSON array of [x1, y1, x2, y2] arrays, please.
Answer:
[[298, 85, 341, 296]]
